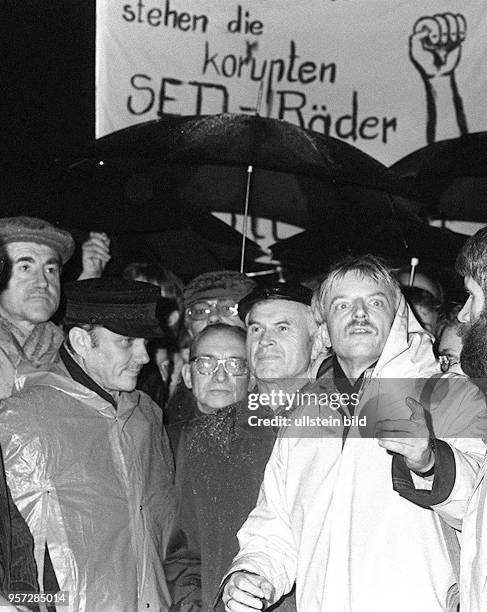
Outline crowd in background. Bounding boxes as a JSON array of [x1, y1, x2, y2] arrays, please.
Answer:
[[1, 215, 487, 612]]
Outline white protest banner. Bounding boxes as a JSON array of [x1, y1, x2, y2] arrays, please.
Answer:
[[96, 0, 487, 165]]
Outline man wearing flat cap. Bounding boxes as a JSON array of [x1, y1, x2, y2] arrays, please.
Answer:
[[165, 270, 256, 453], [0, 216, 76, 608], [166, 282, 315, 612], [0, 278, 175, 611], [0, 216, 111, 400], [0, 216, 75, 400]]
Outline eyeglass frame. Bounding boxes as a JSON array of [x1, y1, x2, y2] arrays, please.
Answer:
[[186, 300, 239, 321], [438, 354, 460, 373], [189, 355, 249, 376]]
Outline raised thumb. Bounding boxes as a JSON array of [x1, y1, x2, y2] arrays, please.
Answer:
[[406, 396, 426, 422]]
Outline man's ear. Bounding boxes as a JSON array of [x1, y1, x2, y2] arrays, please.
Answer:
[[69, 327, 93, 358], [182, 362, 193, 390]]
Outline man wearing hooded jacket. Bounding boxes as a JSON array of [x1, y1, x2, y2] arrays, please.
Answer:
[[384, 227, 487, 612], [221, 255, 487, 612]]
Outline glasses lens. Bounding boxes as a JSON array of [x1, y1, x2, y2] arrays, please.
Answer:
[[224, 357, 248, 375], [193, 356, 218, 375], [217, 303, 238, 317], [188, 303, 211, 320], [192, 356, 248, 376]]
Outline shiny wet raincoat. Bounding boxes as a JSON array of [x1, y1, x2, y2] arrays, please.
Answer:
[[0, 357, 175, 612]]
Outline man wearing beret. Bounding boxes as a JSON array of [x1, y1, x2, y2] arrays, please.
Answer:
[[0, 278, 175, 611], [166, 282, 316, 612], [165, 270, 256, 453]]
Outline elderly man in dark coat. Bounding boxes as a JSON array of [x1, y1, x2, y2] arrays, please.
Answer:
[[165, 283, 316, 612]]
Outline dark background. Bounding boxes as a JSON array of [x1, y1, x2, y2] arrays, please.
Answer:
[[2, 0, 96, 171]]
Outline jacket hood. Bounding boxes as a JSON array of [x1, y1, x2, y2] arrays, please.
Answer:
[[372, 294, 439, 379]]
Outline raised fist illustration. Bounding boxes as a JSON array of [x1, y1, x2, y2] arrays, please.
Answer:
[[410, 13, 466, 78]]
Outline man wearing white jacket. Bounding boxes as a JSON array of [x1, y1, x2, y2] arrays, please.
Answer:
[[221, 255, 487, 612], [387, 227, 487, 612]]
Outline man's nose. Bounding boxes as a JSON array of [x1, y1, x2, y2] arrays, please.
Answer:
[[214, 362, 228, 382], [352, 299, 367, 318], [457, 298, 471, 324], [259, 330, 275, 346], [33, 268, 49, 288], [207, 310, 221, 324], [133, 341, 150, 364]]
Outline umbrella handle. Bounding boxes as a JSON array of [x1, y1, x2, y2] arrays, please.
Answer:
[[240, 164, 254, 273], [409, 257, 419, 286]]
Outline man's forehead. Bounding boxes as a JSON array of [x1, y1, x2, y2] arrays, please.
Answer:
[[327, 272, 392, 299], [248, 299, 304, 321], [6, 241, 60, 261], [95, 326, 144, 342], [195, 330, 245, 354]]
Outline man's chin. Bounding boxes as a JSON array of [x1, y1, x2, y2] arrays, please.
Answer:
[[117, 375, 138, 392], [460, 314, 487, 387], [199, 399, 233, 414], [25, 305, 58, 323]]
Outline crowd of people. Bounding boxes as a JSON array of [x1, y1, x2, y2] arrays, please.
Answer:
[[1, 214, 487, 611]]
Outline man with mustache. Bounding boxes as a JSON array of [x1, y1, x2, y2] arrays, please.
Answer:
[[0, 278, 175, 611], [221, 255, 487, 612], [386, 227, 487, 612]]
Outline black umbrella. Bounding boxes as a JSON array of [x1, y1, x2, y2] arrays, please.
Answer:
[[270, 220, 466, 276], [1, 164, 265, 280], [66, 113, 415, 230], [390, 131, 487, 222]]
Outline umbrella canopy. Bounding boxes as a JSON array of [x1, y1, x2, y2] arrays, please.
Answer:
[[107, 219, 265, 282], [1, 164, 264, 280], [270, 220, 466, 276], [390, 131, 487, 222], [65, 113, 415, 230]]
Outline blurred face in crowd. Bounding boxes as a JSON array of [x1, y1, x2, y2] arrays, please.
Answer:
[[246, 300, 313, 381], [397, 271, 441, 301], [134, 274, 181, 330], [73, 326, 150, 393], [321, 272, 396, 379], [185, 296, 245, 337], [458, 276, 485, 326], [0, 242, 61, 332], [183, 326, 249, 414], [414, 304, 440, 336]]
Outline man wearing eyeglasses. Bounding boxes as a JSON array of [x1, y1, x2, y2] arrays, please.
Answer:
[[184, 271, 256, 338], [164, 271, 256, 453], [165, 284, 315, 612], [181, 323, 249, 415]]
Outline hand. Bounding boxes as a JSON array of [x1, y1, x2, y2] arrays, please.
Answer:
[[222, 572, 274, 611], [78, 232, 111, 280], [409, 13, 466, 78], [375, 397, 434, 473]]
